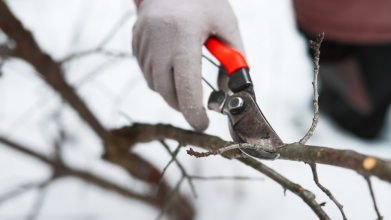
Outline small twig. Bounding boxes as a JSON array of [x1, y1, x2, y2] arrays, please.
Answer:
[[309, 163, 347, 220], [160, 140, 197, 198], [190, 176, 264, 181], [60, 49, 133, 64], [240, 158, 330, 220], [0, 181, 49, 204], [75, 58, 121, 88], [299, 32, 324, 145], [26, 180, 52, 220], [186, 147, 218, 158], [156, 176, 185, 220], [186, 143, 276, 158], [59, 10, 134, 64], [364, 176, 383, 220], [160, 143, 182, 179], [157, 143, 182, 195]]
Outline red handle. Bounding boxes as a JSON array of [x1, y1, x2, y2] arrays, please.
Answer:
[[204, 38, 249, 75]]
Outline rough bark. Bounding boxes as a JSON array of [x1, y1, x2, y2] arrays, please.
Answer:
[[110, 124, 331, 220], [112, 123, 391, 184]]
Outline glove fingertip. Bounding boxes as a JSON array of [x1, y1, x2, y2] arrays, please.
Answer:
[[185, 109, 209, 132]]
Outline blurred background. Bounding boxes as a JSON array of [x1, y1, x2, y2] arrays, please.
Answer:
[[0, 0, 390, 219]]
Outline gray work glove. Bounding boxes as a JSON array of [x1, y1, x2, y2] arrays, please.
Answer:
[[132, 0, 245, 131]]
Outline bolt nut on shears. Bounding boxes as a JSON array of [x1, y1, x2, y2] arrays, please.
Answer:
[[228, 97, 245, 114]]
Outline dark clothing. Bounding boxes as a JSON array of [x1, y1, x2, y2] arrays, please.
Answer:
[[303, 32, 391, 138], [295, 0, 391, 139], [294, 0, 391, 44]]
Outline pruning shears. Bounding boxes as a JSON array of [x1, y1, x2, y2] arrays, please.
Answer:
[[204, 38, 284, 160]]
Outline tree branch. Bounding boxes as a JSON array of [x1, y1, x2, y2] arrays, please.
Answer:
[[26, 180, 52, 220], [111, 123, 391, 184], [0, 136, 193, 220], [309, 163, 347, 220], [0, 180, 50, 205], [276, 143, 391, 183], [0, 3, 194, 219], [300, 32, 324, 145], [159, 143, 182, 189], [189, 176, 264, 181], [237, 157, 330, 220], [186, 143, 277, 158], [0, 1, 108, 140], [2, 2, 388, 219], [110, 124, 330, 220], [59, 10, 134, 64], [60, 48, 133, 64], [364, 176, 383, 220], [0, 137, 153, 203], [156, 176, 185, 220], [160, 140, 197, 198]]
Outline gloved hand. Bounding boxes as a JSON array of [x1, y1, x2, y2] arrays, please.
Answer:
[[132, 0, 245, 131]]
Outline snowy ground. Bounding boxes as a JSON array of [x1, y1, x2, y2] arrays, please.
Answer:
[[0, 0, 390, 219]]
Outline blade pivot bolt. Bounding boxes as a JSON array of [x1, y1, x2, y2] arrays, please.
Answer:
[[228, 97, 245, 114]]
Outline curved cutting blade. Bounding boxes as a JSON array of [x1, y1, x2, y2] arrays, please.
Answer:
[[223, 91, 284, 149]]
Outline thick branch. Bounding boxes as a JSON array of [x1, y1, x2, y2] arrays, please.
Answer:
[[111, 123, 391, 184], [0, 137, 157, 205], [276, 143, 391, 183], [0, 1, 164, 187], [0, 136, 194, 220], [0, 3, 194, 218], [0, 43, 15, 57], [110, 124, 330, 220]]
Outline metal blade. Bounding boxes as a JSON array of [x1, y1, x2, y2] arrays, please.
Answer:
[[223, 91, 284, 149]]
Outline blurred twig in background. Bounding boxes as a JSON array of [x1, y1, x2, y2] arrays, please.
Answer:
[[0, 2, 193, 219]]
